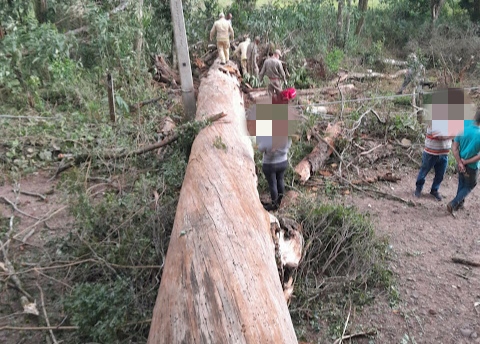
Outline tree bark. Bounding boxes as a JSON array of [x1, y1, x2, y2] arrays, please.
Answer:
[[147, 60, 298, 344], [343, 0, 352, 50], [133, 0, 144, 64], [34, 0, 48, 24], [430, 0, 446, 22], [354, 0, 368, 35], [336, 0, 344, 47]]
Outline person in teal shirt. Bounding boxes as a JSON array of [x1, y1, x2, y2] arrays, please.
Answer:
[[447, 110, 480, 214]]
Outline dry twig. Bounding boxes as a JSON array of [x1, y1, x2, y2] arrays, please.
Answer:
[[451, 256, 480, 267], [36, 282, 59, 344], [0, 325, 78, 331], [18, 190, 47, 201], [333, 329, 377, 344], [0, 196, 40, 220]]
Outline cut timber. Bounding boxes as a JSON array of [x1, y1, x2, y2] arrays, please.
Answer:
[[152, 54, 180, 86], [295, 122, 342, 183], [330, 69, 408, 84], [269, 214, 304, 304], [248, 84, 355, 100], [147, 60, 298, 344]]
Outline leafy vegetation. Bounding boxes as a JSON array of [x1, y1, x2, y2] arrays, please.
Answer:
[[1, 0, 479, 342]]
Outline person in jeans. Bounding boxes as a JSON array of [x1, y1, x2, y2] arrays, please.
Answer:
[[257, 136, 291, 211], [447, 110, 480, 214], [414, 127, 453, 201]]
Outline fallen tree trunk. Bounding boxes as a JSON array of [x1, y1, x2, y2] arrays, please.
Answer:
[[147, 61, 298, 344], [295, 122, 342, 183]]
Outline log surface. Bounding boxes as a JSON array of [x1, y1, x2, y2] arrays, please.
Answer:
[[147, 60, 298, 344]]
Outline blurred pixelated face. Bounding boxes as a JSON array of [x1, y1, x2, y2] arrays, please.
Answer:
[[246, 96, 300, 137], [423, 88, 476, 136]]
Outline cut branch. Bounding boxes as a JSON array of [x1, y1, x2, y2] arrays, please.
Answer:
[[451, 256, 480, 267], [295, 122, 342, 183]]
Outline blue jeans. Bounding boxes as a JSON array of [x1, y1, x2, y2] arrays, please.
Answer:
[[450, 166, 478, 209], [415, 152, 448, 192]]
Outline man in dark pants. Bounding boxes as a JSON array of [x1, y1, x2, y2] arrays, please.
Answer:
[[447, 110, 480, 215], [257, 136, 291, 211]]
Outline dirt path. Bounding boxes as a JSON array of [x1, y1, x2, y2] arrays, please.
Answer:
[[0, 172, 71, 344], [342, 167, 480, 344]]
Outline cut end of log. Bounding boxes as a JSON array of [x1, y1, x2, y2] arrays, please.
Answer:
[[294, 160, 312, 183]]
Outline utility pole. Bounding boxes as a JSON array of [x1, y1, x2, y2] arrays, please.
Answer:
[[170, 0, 196, 120]]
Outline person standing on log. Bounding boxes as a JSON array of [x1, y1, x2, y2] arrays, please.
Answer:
[[259, 49, 287, 97], [234, 37, 250, 76], [247, 36, 260, 78], [210, 13, 234, 65], [447, 109, 480, 215]]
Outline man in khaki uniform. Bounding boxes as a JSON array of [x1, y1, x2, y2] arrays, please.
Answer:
[[246, 36, 260, 78], [210, 13, 234, 65], [259, 49, 287, 96], [234, 37, 250, 76]]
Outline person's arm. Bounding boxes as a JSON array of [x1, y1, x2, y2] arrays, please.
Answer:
[[229, 25, 234, 41], [210, 24, 216, 41], [233, 44, 241, 57], [461, 152, 480, 165], [452, 140, 465, 172], [259, 61, 266, 82]]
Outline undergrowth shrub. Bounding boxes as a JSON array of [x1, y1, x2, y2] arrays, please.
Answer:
[[288, 199, 394, 338]]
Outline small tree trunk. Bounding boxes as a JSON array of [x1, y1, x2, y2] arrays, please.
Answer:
[[343, 0, 351, 50], [147, 60, 298, 344], [430, 0, 446, 22], [336, 0, 344, 47], [34, 0, 47, 23], [354, 0, 368, 35], [133, 0, 144, 64]]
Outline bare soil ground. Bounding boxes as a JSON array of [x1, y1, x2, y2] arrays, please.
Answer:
[[0, 172, 72, 344], [342, 167, 480, 344], [2, 165, 479, 343]]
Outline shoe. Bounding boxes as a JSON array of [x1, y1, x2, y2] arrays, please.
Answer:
[[457, 200, 465, 210], [263, 202, 279, 211], [430, 190, 442, 201], [447, 202, 456, 217], [414, 189, 421, 198]]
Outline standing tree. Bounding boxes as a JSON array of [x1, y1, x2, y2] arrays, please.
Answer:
[[343, 0, 352, 49], [430, 0, 446, 21], [354, 0, 368, 35], [336, 0, 344, 47]]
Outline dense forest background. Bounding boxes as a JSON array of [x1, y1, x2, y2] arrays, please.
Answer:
[[1, 1, 480, 343]]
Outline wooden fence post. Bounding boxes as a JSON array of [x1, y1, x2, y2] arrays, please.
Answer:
[[107, 73, 115, 123]]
